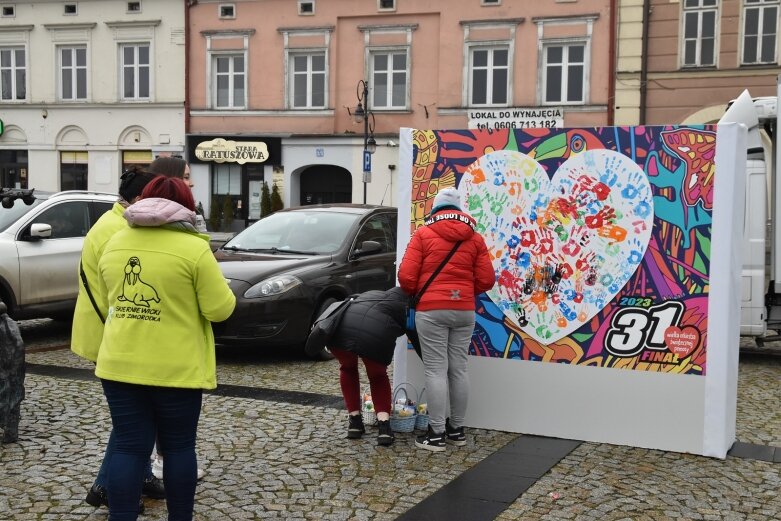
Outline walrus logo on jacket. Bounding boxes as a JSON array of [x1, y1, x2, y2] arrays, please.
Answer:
[[118, 256, 160, 308]]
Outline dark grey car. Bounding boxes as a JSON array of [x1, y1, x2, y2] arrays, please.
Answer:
[[212, 204, 398, 356]]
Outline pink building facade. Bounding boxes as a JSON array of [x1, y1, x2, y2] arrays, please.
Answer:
[[186, 0, 614, 227], [615, 0, 781, 126]]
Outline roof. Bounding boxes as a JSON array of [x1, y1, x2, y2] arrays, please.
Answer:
[[281, 203, 396, 214]]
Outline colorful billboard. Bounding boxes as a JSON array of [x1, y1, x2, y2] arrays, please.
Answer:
[[407, 127, 715, 375]]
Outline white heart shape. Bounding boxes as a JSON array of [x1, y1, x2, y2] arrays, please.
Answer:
[[459, 149, 654, 344]]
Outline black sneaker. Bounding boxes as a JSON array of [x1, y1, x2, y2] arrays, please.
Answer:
[[415, 426, 446, 452], [85, 484, 145, 514], [347, 414, 365, 439], [142, 475, 166, 499], [376, 420, 395, 447], [445, 418, 466, 446], [85, 484, 108, 507]]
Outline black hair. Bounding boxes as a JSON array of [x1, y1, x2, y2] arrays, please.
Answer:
[[119, 165, 157, 202]]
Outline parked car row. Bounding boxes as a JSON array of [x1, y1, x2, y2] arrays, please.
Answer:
[[0, 189, 399, 358]]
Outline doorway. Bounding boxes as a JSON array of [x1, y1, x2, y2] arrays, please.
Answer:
[[0, 149, 28, 189], [300, 165, 352, 205]]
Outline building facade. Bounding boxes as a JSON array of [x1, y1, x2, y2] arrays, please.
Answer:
[[0, 0, 185, 194], [187, 0, 614, 228], [615, 0, 781, 126]]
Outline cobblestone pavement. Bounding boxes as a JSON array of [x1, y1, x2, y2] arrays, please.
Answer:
[[1, 320, 779, 520]]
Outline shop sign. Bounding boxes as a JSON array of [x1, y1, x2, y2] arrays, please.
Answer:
[[0, 118, 4, 137], [194, 138, 269, 164], [468, 107, 563, 130]]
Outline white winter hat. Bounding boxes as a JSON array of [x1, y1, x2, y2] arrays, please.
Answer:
[[432, 187, 461, 212]]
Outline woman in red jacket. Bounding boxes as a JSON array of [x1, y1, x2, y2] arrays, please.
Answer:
[[398, 187, 495, 451]]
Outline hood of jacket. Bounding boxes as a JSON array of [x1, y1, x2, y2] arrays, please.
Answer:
[[423, 209, 477, 242], [124, 197, 197, 231]]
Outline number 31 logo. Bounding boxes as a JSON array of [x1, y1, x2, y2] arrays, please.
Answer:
[[605, 301, 684, 357]]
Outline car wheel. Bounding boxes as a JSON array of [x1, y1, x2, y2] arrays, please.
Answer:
[[305, 297, 338, 361]]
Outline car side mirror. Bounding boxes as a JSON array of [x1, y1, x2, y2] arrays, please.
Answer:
[[28, 223, 52, 240], [352, 240, 382, 258]]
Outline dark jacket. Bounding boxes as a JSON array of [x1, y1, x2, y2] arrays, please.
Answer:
[[330, 287, 409, 365], [306, 287, 410, 366], [0, 300, 24, 443]]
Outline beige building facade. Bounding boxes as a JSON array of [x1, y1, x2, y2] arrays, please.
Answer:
[[186, 0, 615, 226], [615, 0, 781, 126], [0, 0, 186, 194]]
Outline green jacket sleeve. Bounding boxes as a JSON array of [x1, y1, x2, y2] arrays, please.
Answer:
[[194, 248, 236, 323]]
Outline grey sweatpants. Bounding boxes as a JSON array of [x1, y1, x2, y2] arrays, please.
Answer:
[[416, 309, 475, 434]]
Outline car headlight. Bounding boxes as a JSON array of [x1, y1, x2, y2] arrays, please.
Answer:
[[244, 274, 302, 298]]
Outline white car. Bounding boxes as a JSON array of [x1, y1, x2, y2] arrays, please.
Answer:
[[0, 188, 118, 320]]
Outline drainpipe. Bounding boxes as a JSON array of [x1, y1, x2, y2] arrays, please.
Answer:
[[608, 0, 617, 125], [639, 0, 651, 125], [184, 0, 196, 135]]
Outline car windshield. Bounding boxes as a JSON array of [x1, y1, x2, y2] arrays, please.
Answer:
[[224, 210, 360, 254], [0, 196, 45, 233]]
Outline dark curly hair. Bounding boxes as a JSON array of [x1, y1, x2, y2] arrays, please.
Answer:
[[119, 165, 158, 203]]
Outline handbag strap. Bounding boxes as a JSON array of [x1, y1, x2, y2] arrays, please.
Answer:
[[79, 260, 105, 324], [413, 241, 462, 306]]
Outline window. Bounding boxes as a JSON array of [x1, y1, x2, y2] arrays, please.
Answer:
[[59, 46, 87, 101], [214, 163, 242, 195], [93, 202, 115, 222], [743, 0, 779, 64], [64, 3, 77, 14], [378, 0, 395, 10], [32, 201, 90, 239], [1, 5, 14, 17], [469, 46, 509, 106], [354, 213, 397, 254], [543, 43, 585, 104], [482, 0, 501, 4], [60, 152, 88, 191], [212, 164, 242, 223], [298, 0, 314, 15], [213, 54, 245, 108], [219, 3, 235, 18], [371, 50, 408, 109], [289, 52, 326, 109], [0, 47, 25, 101], [127, 1, 140, 12], [120, 43, 150, 100], [121, 150, 153, 171], [681, 0, 718, 67]]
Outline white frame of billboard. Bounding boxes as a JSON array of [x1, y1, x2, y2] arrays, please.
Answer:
[[392, 124, 746, 458]]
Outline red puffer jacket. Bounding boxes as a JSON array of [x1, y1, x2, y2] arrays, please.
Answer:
[[398, 209, 495, 311]]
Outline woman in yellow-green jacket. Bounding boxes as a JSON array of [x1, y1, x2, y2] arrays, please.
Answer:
[[70, 166, 164, 512], [94, 176, 235, 521], [71, 166, 158, 363]]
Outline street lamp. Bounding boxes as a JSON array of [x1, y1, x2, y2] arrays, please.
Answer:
[[354, 79, 376, 204]]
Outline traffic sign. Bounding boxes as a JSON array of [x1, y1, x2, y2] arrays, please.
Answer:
[[363, 150, 372, 173]]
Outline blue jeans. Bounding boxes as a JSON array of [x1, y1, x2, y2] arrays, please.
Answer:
[[94, 428, 154, 489], [101, 379, 202, 521]]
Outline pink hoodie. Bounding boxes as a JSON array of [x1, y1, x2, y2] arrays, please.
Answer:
[[123, 197, 197, 228]]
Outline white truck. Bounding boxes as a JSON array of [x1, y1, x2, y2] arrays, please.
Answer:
[[722, 81, 781, 348]]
